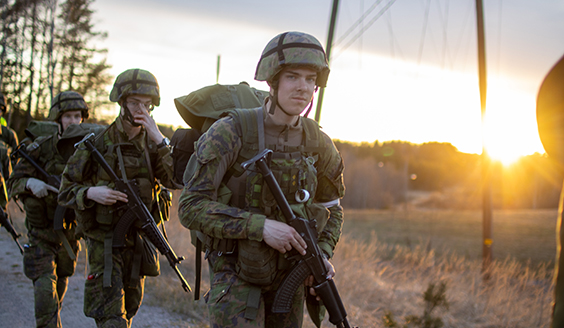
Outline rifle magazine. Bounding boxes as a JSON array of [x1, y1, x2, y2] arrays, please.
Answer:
[[272, 260, 310, 313]]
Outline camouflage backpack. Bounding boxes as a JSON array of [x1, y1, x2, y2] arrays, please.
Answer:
[[171, 82, 269, 185]]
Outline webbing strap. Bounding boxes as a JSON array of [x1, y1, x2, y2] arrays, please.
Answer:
[[56, 230, 76, 261], [116, 146, 128, 183], [244, 285, 262, 320], [103, 233, 113, 287], [130, 233, 143, 288], [256, 108, 264, 152], [195, 238, 202, 300]]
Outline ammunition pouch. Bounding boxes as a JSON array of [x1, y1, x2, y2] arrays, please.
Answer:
[[236, 239, 279, 285], [140, 234, 160, 277]]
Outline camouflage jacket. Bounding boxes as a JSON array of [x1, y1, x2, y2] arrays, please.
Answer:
[[0, 125, 18, 208], [59, 116, 178, 242], [8, 127, 78, 244], [178, 106, 345, 258]]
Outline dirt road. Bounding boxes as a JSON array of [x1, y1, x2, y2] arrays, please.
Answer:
[[0, 228, 197, 328]]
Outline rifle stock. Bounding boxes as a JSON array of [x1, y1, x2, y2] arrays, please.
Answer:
[[0, 206, 24, 254], [76, 133, 191, 293], [241, 149, 352, 328]]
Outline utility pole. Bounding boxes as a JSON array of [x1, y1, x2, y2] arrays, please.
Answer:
[[314, 0, 340, 123], [216, 55, 221, 84], [475, 0, 493, 277]]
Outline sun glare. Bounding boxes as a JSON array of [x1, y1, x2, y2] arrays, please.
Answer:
[[482, 79, 545, 166]]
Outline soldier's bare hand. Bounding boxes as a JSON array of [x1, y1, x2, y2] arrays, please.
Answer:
[[306, 258, 335, 300], [133, 109, 163, 144], [263, 219, 307, 255], [86, 186, 128, 205]]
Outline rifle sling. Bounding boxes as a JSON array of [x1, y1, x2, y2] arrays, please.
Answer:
[[103, 232, 113, 287], [130, 232, 143, 288], [55, 230, 76, 261]]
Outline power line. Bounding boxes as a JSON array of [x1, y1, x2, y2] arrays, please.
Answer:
[[334, 0, 385, 48], [333, 0, 397, 60]]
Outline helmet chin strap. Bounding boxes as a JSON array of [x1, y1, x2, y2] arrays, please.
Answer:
[[270, 87, 314, 118], [122, 102, 141, 127], [269, 87, 296, 117]]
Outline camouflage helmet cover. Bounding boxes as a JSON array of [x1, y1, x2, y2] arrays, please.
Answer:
[[255, 31, 330, 88], [48, 91, 89, 121], [110, 68, 160, 106]]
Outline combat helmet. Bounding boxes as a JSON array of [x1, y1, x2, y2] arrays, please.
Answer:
[[48, 91, 89, 122], [110, 68, 160, 106], [255, 31, 330, 88]]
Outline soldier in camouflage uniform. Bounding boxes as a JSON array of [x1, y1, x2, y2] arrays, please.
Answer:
[[7, 91, 90, 328], [58, 69, 179, 328], [0, 91, 19, 209], [178, 31, 346, 328], [0, 91, 19, 151]]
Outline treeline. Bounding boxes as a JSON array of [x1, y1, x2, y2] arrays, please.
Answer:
[[1, 0, 113, 138], [335, 140, 563, 210]]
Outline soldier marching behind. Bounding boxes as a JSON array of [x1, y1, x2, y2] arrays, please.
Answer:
[[8, 91, 91, 328], [58, 69, 181, 328]]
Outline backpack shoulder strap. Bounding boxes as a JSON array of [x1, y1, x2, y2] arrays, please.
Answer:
[[301, 116, 325, 154], [226, 107, 263, 179]]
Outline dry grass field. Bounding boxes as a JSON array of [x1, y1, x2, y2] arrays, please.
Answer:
[[6, 195, 554, 327], [143, 194, 557, 327]]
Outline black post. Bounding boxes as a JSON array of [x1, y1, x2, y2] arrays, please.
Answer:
[[314, 0, 340, 123], [475, 0, 493, 276]]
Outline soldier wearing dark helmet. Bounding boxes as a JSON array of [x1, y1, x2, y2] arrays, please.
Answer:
[[178, 32, 345, 328], [59, 69, 179, 328], [8, 90, 91, 328]]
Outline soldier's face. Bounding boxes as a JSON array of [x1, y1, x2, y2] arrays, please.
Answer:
[[60, 110, 83, 130], [275, 67, 317, 117]]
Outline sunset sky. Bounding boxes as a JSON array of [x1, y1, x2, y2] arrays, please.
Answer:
[[91, 0, 564, 164]]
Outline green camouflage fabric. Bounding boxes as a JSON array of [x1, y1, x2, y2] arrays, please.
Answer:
[[47, 91, 89, 122], [109, 69, 160, 106], [83, 238, 144, 328], [178, 106, 345, 327], [8, 128, 80, 242], [0, 91, 6, 110], [58, 115, 177, 326], [59, 116, 177, 241], [205, 252, 305, 328], [1, 124, 19, 172], [7, 128, 81, 328], [23, 235, 79, 328], [254, 31, 330, 88], [0, 139, 11, 209]]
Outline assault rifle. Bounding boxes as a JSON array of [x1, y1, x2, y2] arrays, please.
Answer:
[[12, 143, 62, 190], [11, 143, 76, 260], [241, 149, 352, 328], [0, 206, 24, 254], [76, 133, 191, 293]]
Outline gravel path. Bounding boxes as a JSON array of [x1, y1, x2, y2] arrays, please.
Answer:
[[0, 228, 198, 328]]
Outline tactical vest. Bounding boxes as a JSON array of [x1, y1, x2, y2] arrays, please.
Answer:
[[91, 124, 157, 230], [204, 107, 330, 285], [22, 128, 85, 244]]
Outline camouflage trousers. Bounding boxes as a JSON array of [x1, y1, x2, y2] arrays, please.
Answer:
[[84, 237, 145, 328], [23, 234, 79, 328], [206, 251, 305, 328]]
